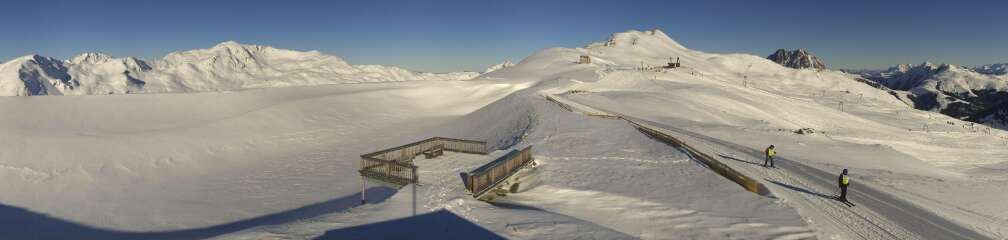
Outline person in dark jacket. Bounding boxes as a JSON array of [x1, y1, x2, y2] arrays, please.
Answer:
[[763, 145, 776, 167], [838, 169, 851, 202]]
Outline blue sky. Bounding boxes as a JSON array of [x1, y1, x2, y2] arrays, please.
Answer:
[[1, 0, 1006, 72]]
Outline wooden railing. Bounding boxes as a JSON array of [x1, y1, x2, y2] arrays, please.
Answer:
[[462, 146, 534, 199], [359, 137, 488, 186], [438, 137, 488, 154], [359, 157, 417, 186]]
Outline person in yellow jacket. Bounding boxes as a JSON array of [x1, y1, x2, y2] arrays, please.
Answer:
[[838, 169, 851, 202], [763, 145, 776, 167]]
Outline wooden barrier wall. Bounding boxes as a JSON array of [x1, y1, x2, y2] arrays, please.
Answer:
[[438, 137, 488, 155], [464, 146, 534, 198], [628, 121, 772, 196], [546, 93, 771, 197]]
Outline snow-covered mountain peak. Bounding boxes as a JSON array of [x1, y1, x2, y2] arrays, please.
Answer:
[[213, 40, 246, 48], [161, 41, 346, 70], [885, 62, 954, 76], [9, 54, 55, 66], [586, 29, 686, 50], [483, 60, 514, 74], [70, 53, 114, 65], [209, 41, 273, 56]]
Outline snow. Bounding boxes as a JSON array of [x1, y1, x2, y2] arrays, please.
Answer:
[[2, 29, 1006, 240], [0, 80, 524, 233]]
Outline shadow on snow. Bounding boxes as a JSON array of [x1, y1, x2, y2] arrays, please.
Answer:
[[315, 209, 505, 240], [717, 154, 765, 167], [766, 179, 837, 201], [0, 187, 397, 240]]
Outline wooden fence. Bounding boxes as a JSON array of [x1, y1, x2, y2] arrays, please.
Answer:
[[359, 157, 417, 186], [359, 137, 488, 186], [546, 93, 771, 197], [462, 146, 535, 199], [439, 137, 488, 154], [628, 121, 772, 196]]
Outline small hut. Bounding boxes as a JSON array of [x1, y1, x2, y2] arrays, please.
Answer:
[[665, 57, 681, 68], [579, 55, 591, 64]]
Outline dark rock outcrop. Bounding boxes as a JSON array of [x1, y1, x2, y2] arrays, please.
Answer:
[[767, 49, 826, 70]]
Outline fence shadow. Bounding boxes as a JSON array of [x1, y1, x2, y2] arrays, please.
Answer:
[[0, 187, 396, 240], [717, 154, 764, 167], [766, 179, 836, 201], [315, 209, 505, 240]]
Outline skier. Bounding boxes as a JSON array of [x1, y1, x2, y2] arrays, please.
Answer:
[[838, 169, 851, 203], [763, 145, 775, 167]]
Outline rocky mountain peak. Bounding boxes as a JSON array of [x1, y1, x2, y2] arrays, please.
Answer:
[[767, 48, 826, 70]]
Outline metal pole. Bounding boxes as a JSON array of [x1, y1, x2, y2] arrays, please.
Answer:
[[411, 167, 418, 216], [361, 176, 367, 205]]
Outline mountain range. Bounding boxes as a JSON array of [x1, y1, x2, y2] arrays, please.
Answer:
[[0, 41, 505, 96], [847, 62, 1008, 128]]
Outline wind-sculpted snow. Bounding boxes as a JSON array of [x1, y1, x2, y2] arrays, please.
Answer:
[[0, 41, 482, 96]]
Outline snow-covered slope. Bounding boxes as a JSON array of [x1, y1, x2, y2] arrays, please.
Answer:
[[0, 42, 481, 96]]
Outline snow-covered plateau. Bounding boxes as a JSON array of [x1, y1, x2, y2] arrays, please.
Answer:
[[1, 30, 1006, 240]]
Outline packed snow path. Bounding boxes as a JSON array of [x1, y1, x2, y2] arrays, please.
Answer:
[[548, 94, 992, 240]]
